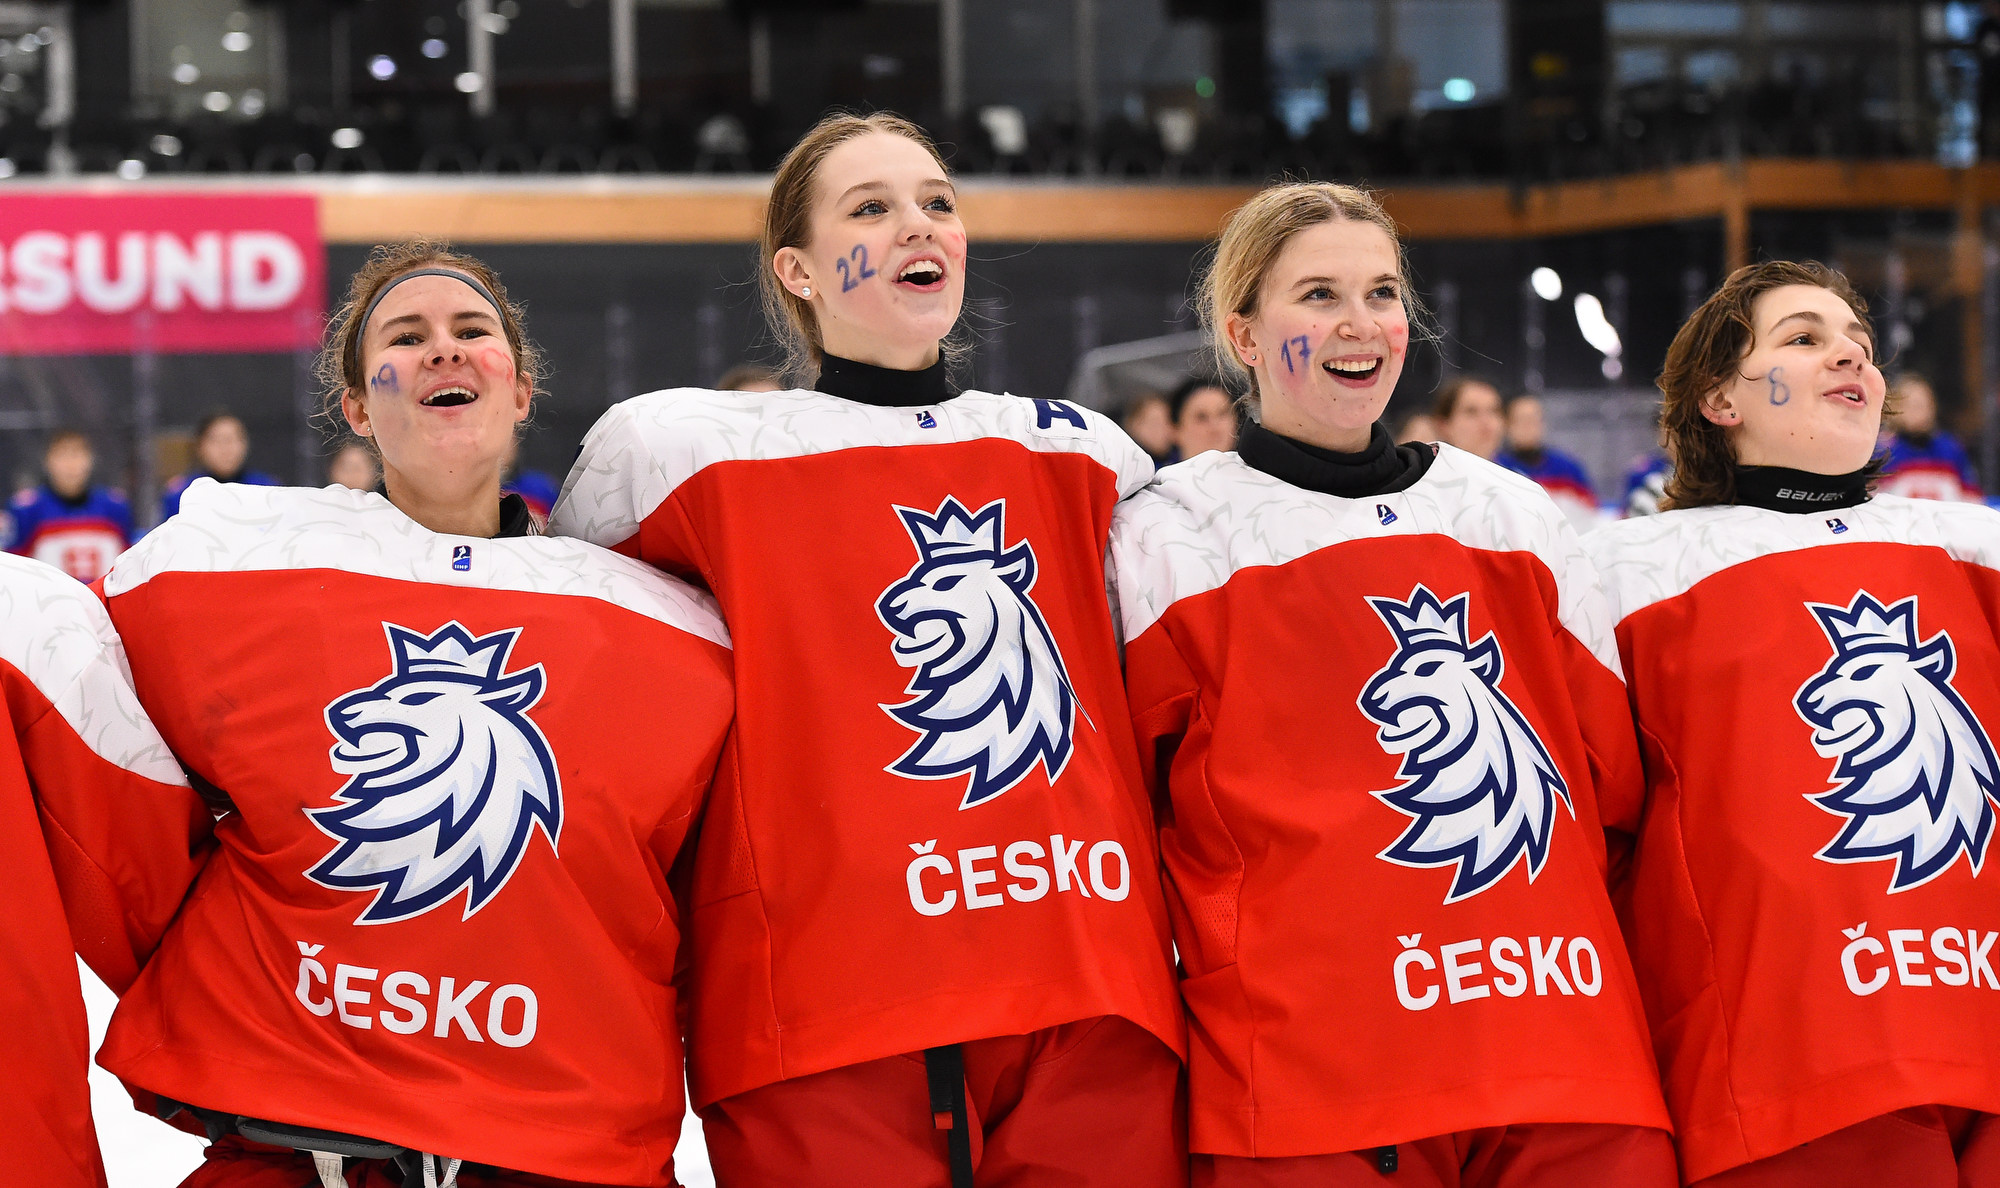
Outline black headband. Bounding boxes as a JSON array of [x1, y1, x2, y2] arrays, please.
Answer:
[[350, 268, 506, 374]]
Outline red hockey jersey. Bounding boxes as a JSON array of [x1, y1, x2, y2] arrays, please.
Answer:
[[1588, 496, 2000, 1182], [99, 480, 733, 1186], [1109, 445, 1668, 1158], [552, 386, 1183, 1106], [0, 552, 210, 1188]]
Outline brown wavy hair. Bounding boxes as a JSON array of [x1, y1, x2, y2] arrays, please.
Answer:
[[760, 111, 958, 386], [316, 239, 541, 432], [1659, 260, 1874, 510]]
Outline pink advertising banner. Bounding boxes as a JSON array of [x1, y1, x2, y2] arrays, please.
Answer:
[[0, 191, 323, 355]]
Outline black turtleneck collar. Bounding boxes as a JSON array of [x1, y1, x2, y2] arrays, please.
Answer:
[[1733, 464, 1871, 513], [815, 352, 953, 408], [1237, 419, 1435, 498], [496, 493, 537, 538]]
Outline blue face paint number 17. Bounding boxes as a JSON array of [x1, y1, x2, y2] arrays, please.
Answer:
[[1279, 335, 1312, 373]]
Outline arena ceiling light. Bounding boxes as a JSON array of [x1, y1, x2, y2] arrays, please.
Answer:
[[221, 30, 251, 53], [422, 38, 448, 59], [1441, 77, 1476, 103], [1573, 293, 1622, 358], [1530, 267, 1562, 301], [369, 55, 397, 81], [331, 127, 365, 150]]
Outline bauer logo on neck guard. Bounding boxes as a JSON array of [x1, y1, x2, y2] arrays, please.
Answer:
[[1796, 592, 2000, 892], [876, 496, 1079, 809], [1360, 586, 1574, 903], [307, 622, 562, 923]]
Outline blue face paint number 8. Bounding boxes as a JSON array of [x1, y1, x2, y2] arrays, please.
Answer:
[[835, 244, 878, 293]]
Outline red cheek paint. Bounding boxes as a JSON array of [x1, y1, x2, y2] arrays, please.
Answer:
[[941, 229, 968, 266], [1388, 322, 1410, 360]]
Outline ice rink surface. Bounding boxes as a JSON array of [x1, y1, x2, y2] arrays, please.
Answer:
[[80, 962, 716, 1187]]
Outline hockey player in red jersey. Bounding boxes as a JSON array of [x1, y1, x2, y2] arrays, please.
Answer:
[[0, 551, 212, 1188], [1108, 182, 1676, 1188], [550, 112, 1184, 1187], [99, 243, 734, 1188], [1587, 261, 2000, 1187]]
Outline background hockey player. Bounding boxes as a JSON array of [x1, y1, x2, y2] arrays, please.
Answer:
[[7, 430, 135, 582], [1110, 181, 1675, 1188], [99, 243, 735, 1188], [1587, 261, 2000, 1187], [158, 411, 277, 522], [1877, 372, 1983, 503], [1499, 394, 1602, 530], [552, 112, 1185, 1188]]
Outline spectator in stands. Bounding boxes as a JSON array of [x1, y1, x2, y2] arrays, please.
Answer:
[[500, 436, 561, 525], [1499, 393, 1601, 528], [1433, 375, 1504, 460], [1396, 411, 1439, 443], [160, 411, 277, 521], [326, 440, 380, 492], [1878, 372, 1984, 502], [6, 430, 133, 582], [718, 362, 784, 392], [1121, 390, 1175, 464], [1168, 373, 1238, 462]]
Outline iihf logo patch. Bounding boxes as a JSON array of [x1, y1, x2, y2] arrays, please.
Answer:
[[1359, 586, 1573, 903], [1796, 592, 2000, 892], [307, 622, 562, 923], [451, 544, 472, 571], [876, 496, 1080, 809], [1376, 503, 1398, 526]]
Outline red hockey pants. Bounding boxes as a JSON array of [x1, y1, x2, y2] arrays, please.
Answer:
[[1192, 1122, 1677, 1188], [699, 1014, 1185, 1188], [1689, 1106, 2000, 1188], [177, 1134, 655, 1188]]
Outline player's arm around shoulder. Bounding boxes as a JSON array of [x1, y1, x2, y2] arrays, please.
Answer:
[[549, 388, 732, 549]]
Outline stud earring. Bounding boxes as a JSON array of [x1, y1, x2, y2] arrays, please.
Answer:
[[801, 286, 811, 298], [1246, 354, 1258, 364]]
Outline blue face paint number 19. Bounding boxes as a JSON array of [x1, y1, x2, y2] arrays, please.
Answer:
[[1279, 335, 1312, 373]]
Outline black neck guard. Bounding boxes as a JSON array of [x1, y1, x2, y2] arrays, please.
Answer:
[[815, 352, 953, 408], [1733, 464, 1871, 513], [1236, 419, 1435, 498]]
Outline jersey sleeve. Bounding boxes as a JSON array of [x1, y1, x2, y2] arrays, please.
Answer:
[[550, 400, 680, 556], [1543, 515, 1647, 877], [3, 566, 212, 992], [1107, 492, 1203, 804]]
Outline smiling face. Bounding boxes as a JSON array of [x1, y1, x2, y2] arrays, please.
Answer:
[[1707, 283, 1884, 474], [1224, 218, 1409, 453], [340, 272, 530, 499], [773, 130, 967, 372]]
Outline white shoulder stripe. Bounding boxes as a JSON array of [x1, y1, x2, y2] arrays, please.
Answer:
[[107, 481, 729, 650], [549, 386, 1153, 549], [0, 553, 187, 785], [1584, 496, 2000, 626], [1109, 446, 1624, 679]]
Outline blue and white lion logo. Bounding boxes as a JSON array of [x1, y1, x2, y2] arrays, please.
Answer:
[[876, 496, 1078, 809], [307, 622, 562, 924], [1360, 586, 1573, 903], [1796, 592, 2000, 892]]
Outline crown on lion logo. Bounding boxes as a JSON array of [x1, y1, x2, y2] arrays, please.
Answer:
[[386, 622, 518, 679], [1810, 593, 1922, 654], [1369, 587, 1472, 649], [896, 496, 1008, 561]]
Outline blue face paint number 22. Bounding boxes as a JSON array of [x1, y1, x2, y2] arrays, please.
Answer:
[[835, 244, 878, 293], [1278, 335, 1312, 373]]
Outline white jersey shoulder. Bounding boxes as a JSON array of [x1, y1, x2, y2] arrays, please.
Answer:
[[107, 480, 728, 649], [0, 552, 185, 784], [1109, 445, 1621, 675], [550, 386, 1152, 550], [1585, 495, 2000, 625]]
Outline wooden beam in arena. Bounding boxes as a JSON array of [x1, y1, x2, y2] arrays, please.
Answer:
[[294, 160, 2000, 248]]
